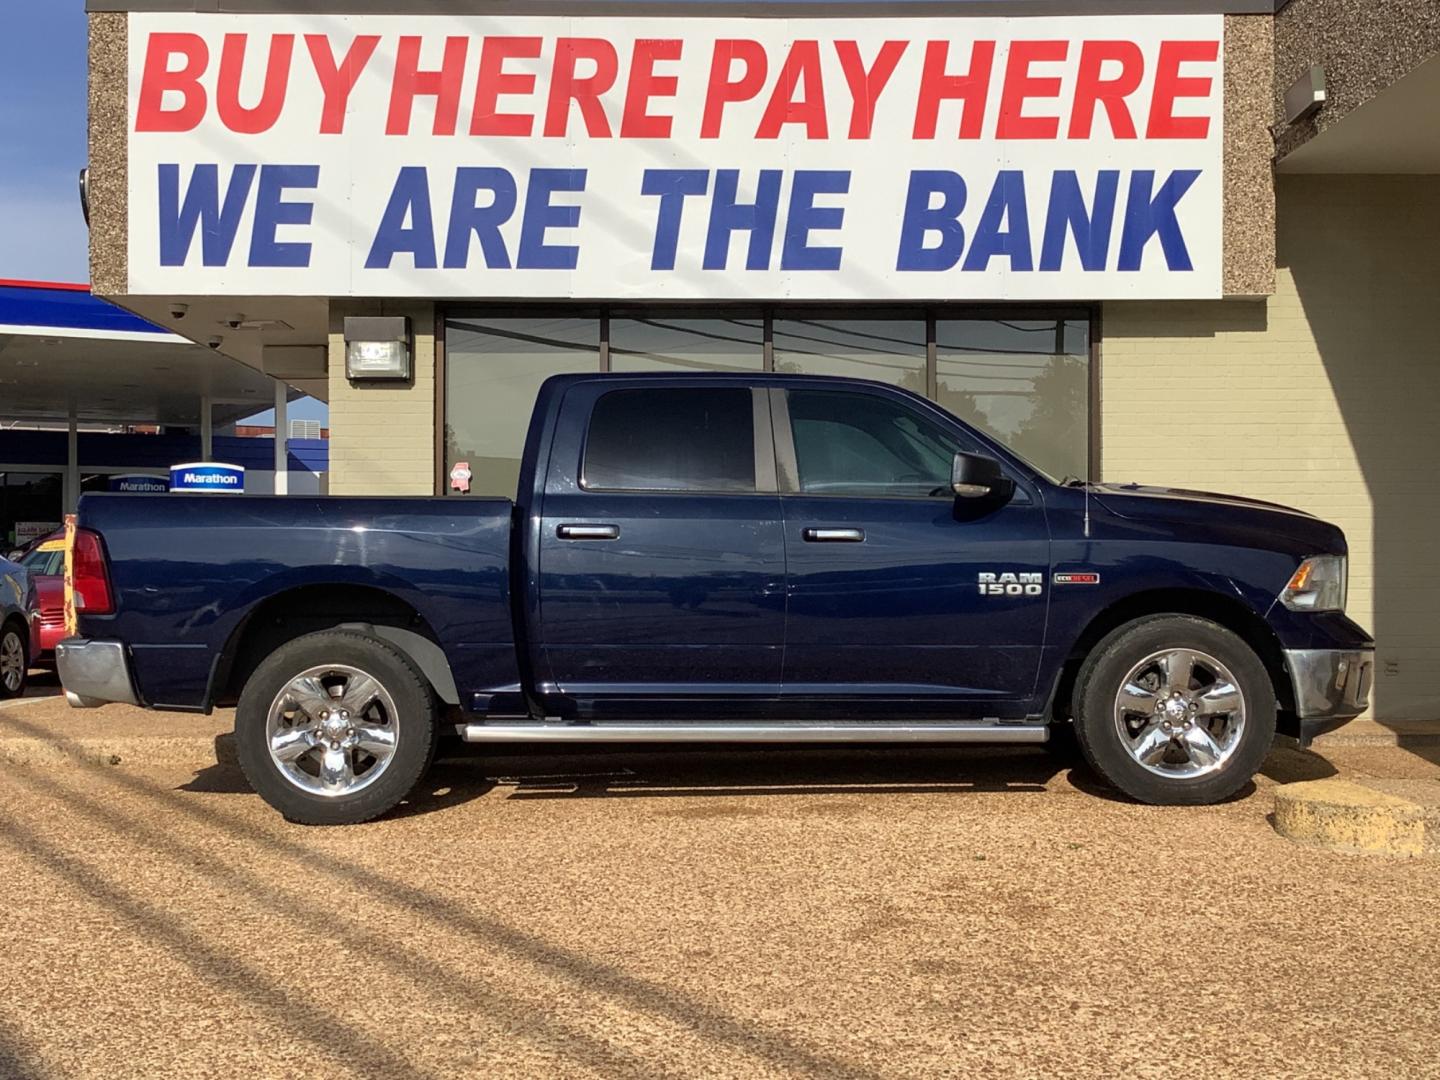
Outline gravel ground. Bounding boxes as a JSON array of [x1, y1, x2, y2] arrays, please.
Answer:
[[1, 697, 1438, 1079]]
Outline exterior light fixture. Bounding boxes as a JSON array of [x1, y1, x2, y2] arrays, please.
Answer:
[[344, 316, 412, 381], [1284, 65, 1326, 125]]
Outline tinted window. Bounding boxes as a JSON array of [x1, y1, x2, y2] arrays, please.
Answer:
[[610, 317, 764, 373], [584, 389, 756, 492], [936, 318, 1089, 483], [773, 316, 927, 391], [445, 317, 600, 497], [787, 390, 965, 498]]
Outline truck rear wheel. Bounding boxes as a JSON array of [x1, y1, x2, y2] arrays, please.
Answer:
[[235, 630, 438, 825], [1073, 615, 1275, 805]]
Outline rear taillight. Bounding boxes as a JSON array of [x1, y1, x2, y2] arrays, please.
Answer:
[[68, 526, 114, 618]]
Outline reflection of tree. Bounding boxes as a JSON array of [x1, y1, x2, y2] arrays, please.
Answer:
[[1010, 355, 1088, 480], [939, 386, 988, 432]]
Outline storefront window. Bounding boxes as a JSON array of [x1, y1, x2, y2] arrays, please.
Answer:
[[444, 316, 600, 497], [442, 310, 1092, 496], [936, 319, 1090, 482], [609, 316, 763, 372], [0, 472, 63, 550], [773, 316, 927, 394]]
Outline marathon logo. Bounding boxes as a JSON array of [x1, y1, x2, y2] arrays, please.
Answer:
[[169, 462, 246, 493]]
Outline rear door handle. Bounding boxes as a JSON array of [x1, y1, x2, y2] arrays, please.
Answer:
[[803, 527, 865, 543], [557, 523, 620, 541]]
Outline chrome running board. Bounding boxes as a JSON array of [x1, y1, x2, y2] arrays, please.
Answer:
[[459, 722, 1048, 745]]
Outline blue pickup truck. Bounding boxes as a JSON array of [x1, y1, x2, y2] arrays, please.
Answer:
[[58, 373, 1373, 824]]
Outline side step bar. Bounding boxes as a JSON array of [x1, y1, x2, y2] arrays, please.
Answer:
[[460, 723, 1048, 745]]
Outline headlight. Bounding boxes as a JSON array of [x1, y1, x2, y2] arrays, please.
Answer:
[[1280, 555, 1347, 613]]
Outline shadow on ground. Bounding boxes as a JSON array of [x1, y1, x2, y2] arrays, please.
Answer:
[[169, 736, 1353, 815]]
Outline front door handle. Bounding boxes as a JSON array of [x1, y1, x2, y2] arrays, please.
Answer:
[[557, 523, 620, 541], [803, 527, 865, 543]]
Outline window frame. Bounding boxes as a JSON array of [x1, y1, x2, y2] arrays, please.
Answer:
[[577, 385, 778, 497], [436, 303, 1098, 496]]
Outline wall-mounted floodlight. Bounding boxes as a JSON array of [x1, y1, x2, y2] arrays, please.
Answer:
[[344, 316, 412, 381], [1284, 65, 1327, 125]]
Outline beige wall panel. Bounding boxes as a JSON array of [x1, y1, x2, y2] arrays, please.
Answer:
[[327, 301, 436, 495], [1103, 175, 1440, 721]]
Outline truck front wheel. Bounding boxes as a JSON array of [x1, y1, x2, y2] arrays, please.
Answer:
[[1072, 616, 1275, 805], [235, 630, 438, 825]]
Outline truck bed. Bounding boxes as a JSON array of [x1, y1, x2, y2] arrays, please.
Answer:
[[78, 494, 519, 710]]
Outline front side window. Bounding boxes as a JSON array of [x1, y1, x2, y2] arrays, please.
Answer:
[[787, 390, 965, 498], [583, 388, 755, 493]]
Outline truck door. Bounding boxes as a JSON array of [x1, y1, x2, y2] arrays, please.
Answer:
[[536, 383, 785, 709], [773, 386, 1050, 713]]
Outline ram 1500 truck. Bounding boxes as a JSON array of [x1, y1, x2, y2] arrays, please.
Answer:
[[57, 373, 1374, 824]]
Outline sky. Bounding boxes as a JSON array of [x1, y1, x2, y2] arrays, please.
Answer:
[[0, 2, 89, 283], [0, 1, 326, 424]]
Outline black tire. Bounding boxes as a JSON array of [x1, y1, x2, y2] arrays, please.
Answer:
[[1073, 615, 1275, 805], [0, 619, 27, 699], [235, 630, 438, 825]]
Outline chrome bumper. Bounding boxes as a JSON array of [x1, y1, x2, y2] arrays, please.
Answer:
[[55, 638, 139, 709], [1284, 648, 1373, 722]]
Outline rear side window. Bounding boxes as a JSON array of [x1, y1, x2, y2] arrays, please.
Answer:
[[583, 388, 755, 492]]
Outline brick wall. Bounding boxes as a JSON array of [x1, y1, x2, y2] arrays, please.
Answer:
[[1102, 174, 1440, 720], [326, 300, 435, 496]]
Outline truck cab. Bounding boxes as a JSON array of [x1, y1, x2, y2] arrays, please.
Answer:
[[58, 373, 1374, 823]]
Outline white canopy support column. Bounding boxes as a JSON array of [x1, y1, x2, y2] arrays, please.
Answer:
[[273, 382, 289, 496]]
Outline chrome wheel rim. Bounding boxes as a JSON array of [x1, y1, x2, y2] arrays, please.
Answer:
[[1, 631, 23, 692], [1112, 648, 1246, 779], [265, 664, 399, 798]]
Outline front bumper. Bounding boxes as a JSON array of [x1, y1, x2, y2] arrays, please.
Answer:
[[1283, 647, 1374, 744], [55, 638, 139, 709]]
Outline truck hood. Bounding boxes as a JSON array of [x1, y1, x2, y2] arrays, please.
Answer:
[[1091, 482, 1315, 520], [1088, 482, 1345, 555]]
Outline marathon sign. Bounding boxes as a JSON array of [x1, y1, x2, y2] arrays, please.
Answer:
[[170, 462, 245, 493], [125, 14, 1224, 299]]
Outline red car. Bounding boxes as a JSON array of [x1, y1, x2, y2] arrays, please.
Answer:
[[16, 532, 65, 662]]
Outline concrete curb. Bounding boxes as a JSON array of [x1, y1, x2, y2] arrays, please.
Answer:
[[1273, 778, 1440, 857], [1310, 720, 1440, 750]]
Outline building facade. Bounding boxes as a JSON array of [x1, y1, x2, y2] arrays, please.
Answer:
[[82, 0, 1440, 721]]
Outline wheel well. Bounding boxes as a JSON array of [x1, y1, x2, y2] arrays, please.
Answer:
[[1046, 589, 1293, 723], [214, 585, 449, 708]]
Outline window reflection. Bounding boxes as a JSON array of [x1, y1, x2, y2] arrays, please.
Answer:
[[773, 317, 927, 394], [441, 311, 1093, 497], [444, 317, 599, 497], [609, 316, 763, 372], [936, 319, 1089, 482]]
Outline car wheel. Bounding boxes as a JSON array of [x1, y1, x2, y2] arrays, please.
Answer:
[[0, 621, 27, 699], [235, 630, 438, 825], [1073, 615, 1275, 805]]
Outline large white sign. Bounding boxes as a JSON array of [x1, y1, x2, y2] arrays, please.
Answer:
[[126, 13, 1224, 299]]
